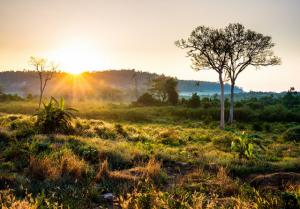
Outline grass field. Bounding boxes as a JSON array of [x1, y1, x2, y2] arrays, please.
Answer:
[[0, 101, 300, 208]]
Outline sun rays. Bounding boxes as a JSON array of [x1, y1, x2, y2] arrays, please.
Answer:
[[49, 73, 96, 103]]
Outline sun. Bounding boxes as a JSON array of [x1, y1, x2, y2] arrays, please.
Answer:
[[48, 40, 103, 75]]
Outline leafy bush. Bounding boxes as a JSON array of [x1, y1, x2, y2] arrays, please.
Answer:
[[35, 97, 77, 134], [0, 129, 12, 145], [231, 133, 264, 160], [3, 141, 30, 170], [136, 93, 159, 106], [187, 93, 201, 108], [283, 126, 300, 142], [252, 123, 263, 131]]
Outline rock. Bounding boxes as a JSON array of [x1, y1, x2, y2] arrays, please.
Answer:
[[101, 193, 114, 202]]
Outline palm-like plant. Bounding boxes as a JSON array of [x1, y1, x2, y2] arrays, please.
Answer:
[[231, 132, 265, 160], [35, 97, 77, 134]]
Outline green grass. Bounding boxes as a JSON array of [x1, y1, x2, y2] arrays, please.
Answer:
[[0, 102, 300, 208]]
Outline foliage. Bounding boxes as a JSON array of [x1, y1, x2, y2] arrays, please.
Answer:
[[149, 75, 178, 105], [0, 106, 299, 208], [0, 93, 23, 102], [282, 90, 300, 109], [231, 133, 264, 160], [186, 93, 201, 108], [136, 93, 159, 106], [35, 97, 77, 134], [283, 126, 300, 142]]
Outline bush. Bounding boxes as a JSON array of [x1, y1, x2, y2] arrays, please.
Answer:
[[0, 129, 12, 144], [231, 133, 264, 160], [35, 97, 77, 134], [136, 93, 159, 106], [283, 126, 300, 142], [252, 123, 263, 131], [187, 93, 201, 108], [3, 141, 30, 170]]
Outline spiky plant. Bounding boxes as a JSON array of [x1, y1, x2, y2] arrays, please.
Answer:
[[35, 97, 77, 134]]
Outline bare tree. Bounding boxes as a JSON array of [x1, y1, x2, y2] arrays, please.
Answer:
[[224, 23, 281, 123], [29, 56, 58, 109], [176, 26, 230, 129]]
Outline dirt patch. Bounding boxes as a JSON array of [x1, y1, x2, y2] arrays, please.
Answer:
[[249, 172, 300, 189]]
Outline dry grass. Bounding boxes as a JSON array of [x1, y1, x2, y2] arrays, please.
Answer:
[[29, 151, 88, 180], [95, 159, 138, 183], [95, 158, 164, 184], [0, 190, 37, 209], [143, 158, 162, 179], [0, 189, 63, 209], [95, 159, 110, 181]]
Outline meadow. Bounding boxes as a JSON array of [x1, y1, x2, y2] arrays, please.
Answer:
[[0, 97, 299, 209]]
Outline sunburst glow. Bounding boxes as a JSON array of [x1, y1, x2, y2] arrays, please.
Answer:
[[48, 40, 103, 75]]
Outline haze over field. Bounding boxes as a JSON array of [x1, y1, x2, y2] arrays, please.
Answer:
[[0, 0, 299, 92]]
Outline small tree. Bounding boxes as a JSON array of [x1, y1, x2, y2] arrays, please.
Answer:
[[150, 75, 178, 105], [224, 23, 280, 123], [176, 26, 230, 129], [187, 93, 201, 108], [165, 78, 178, 105], [29, 56, 58, 109]]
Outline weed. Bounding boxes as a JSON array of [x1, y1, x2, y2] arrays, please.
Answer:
[[35, 97, 77, 134]]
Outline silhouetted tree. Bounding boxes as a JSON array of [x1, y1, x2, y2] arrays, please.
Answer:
[[283, 87, 299, 108], [29, 56, 58, 109], [136, 92, 158, 106], [150, 75, 168, 102], [176, 26, 229, 129], [224, 23, 281, 123], [150, 75, 178, 105], [165, 78, 179, 105], [187, 93, 201, 108]]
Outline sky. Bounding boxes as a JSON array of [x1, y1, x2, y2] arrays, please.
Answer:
[[0, 0, 299, 92]]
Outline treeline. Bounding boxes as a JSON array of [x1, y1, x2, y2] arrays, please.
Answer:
[[176, 91, 300, 123], [0, 70, 242, 101]]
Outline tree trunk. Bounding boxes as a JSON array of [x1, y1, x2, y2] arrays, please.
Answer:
[[219, 73, 225, 129], [38, 75, 43, 110], [228, 82, 235, 123]]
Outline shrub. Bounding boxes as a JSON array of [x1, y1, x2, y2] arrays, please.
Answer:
[[212, 134, 235, 151], [0, 129, 12, 144], [187, 93, 201, 108], [231, 133, 264, 160], [136, 93, 159, 106], [252, 123, 263, 131], [35, 97, 77, 134], [3, 141, 30, 170], [94, 126, 116, 139], [234, 107, 256, 122], [283, 126, 300, 142], [263, 123, 271, 132], [115, 124, 128, 137]]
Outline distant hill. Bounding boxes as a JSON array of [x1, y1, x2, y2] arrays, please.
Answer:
[[0, 70, 243, 101], [178, 80, 243, 97]]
